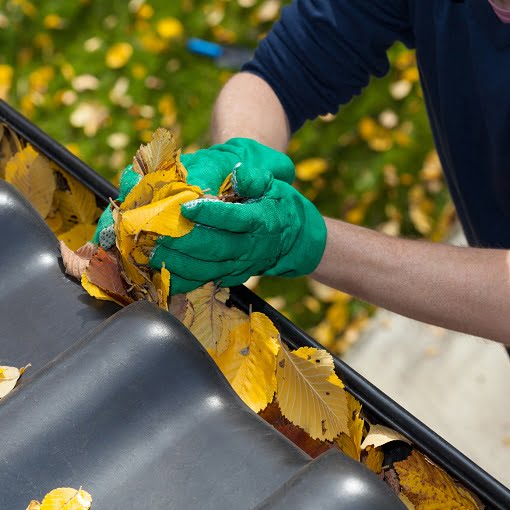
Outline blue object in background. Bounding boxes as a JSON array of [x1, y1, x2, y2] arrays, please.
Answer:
[[187, 38, 253, 70]]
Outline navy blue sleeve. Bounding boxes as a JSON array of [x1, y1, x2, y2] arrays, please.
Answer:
[[242, 0, 414, 132]]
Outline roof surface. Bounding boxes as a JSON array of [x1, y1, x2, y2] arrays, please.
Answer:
[[0, 179, 404, 508]]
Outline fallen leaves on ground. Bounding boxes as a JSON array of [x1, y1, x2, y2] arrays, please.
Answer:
[[0, 364, 30, 399], [395, 450, 479, 509], [28, 487, 92, 510]]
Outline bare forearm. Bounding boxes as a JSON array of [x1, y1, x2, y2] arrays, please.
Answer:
[[210, 72, 290, 151], [313, 218, 510, 345]]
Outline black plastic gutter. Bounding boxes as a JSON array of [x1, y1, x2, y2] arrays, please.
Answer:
[[1, 99, 509, 510]]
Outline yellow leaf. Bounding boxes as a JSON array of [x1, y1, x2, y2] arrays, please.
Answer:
[[276, 344, 349, 441], [395, 451, 478, 509], [5, 145, 56, 218], [184, 283, 248, 356], [364, 445, 384, 474], [81, 272, 122, 306], [399, 493, 416, 509], [0, 364, 29, 399], [132, 127, 182, 176], [45, 211, 64, 234], [105, 42, 133, 69], [58, 224, 96, 251], [0, 64, 13, 100], [55, 170, 98, 229], [40, 487, 92, 510], [120, 170, 186, 212], [215, 312, 279, 413], [337, 392, 364, 460], [218, 172, 233, 195], [361, 423, 411, 450], [156, 17, 184, 39], [295, 158, 328, 181], [121, 185, 201, 237], [0, 123, 23, 178], [152, 264, 170, 311], [26, 501, 41, 510]]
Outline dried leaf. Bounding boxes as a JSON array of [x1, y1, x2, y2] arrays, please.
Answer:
[[59, 241, 93, 279], [86, 248, 132, 306], [120, 170, 186, 212], [81, 272, 122, 306], [26, 501, 41, 510], [184, 283, 248, 356], [361, 424, 411, 450], [395, 451, 478, 509], [45, 211, 64, 234], [132, 127, 182, 176], [5, 145, 56, 218], [337, 392, 364, 460], [0, 364, 30, 399], [260, 401, 335, 458], [55, 170, 98, 229], [58, 223, 97, 251], [363, 445, 384, 474], [121, 183, 201, 237], [399, 493, 416, 509], [218, 172, 233, 195], [40, 487, 92, 510], [0, 123, 24, 179], [215, 312, 279, 413], [168, 294, 188, 322], [276, 343, 349, 441], [152, 263, 170, 310]]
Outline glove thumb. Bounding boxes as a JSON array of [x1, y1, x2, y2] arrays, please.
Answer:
[[232, 163, 273, 199]]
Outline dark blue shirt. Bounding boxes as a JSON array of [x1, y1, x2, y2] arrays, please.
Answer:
[[243, 0, 510, 248]]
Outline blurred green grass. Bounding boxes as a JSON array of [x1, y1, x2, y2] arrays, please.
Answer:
[[0, 0, 454, 355]]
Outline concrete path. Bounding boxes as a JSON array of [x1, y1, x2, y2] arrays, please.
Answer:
[[343, 274, 510, 488]]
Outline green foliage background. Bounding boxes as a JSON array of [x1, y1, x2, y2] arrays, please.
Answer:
[[0, 0, 453, 355]]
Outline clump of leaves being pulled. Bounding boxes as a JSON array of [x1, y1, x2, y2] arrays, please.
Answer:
[[0, 125, 483, 510]]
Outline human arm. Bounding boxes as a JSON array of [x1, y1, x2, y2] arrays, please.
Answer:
[[313, 218, 510, 345]]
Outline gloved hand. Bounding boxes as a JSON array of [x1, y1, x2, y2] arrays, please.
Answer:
[[155, 167, 327, 293], [92, 138, 304, 293]]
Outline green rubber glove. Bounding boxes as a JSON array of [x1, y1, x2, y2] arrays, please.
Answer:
[[153, 165, 327, 293], [91, 138, 298, 294]]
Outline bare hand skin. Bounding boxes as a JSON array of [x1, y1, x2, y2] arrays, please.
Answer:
[[211, 72, 510, 346], [312, 218, 510, 345], [210, 73, 290, 151]]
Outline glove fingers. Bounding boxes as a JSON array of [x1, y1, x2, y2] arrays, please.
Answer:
[[153, 245, 265, 281], [218, 273, 252, 288], [181, 199, 262, 233], [118, 165, 142, 201], [224, 138, 296, 184], [232, 164, 273, 198], [157, 226, 250, 261], [169, 273, 205, 295], [182, 150, 235, 194]]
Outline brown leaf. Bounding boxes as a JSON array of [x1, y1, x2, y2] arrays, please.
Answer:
[[59, 241, 94, 279], [384, 468, 401, 495], [169, 294, 188, 322], [86, 248, 133, 306], [132, 127, 182, 176], [260, 401, 336, 458]]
